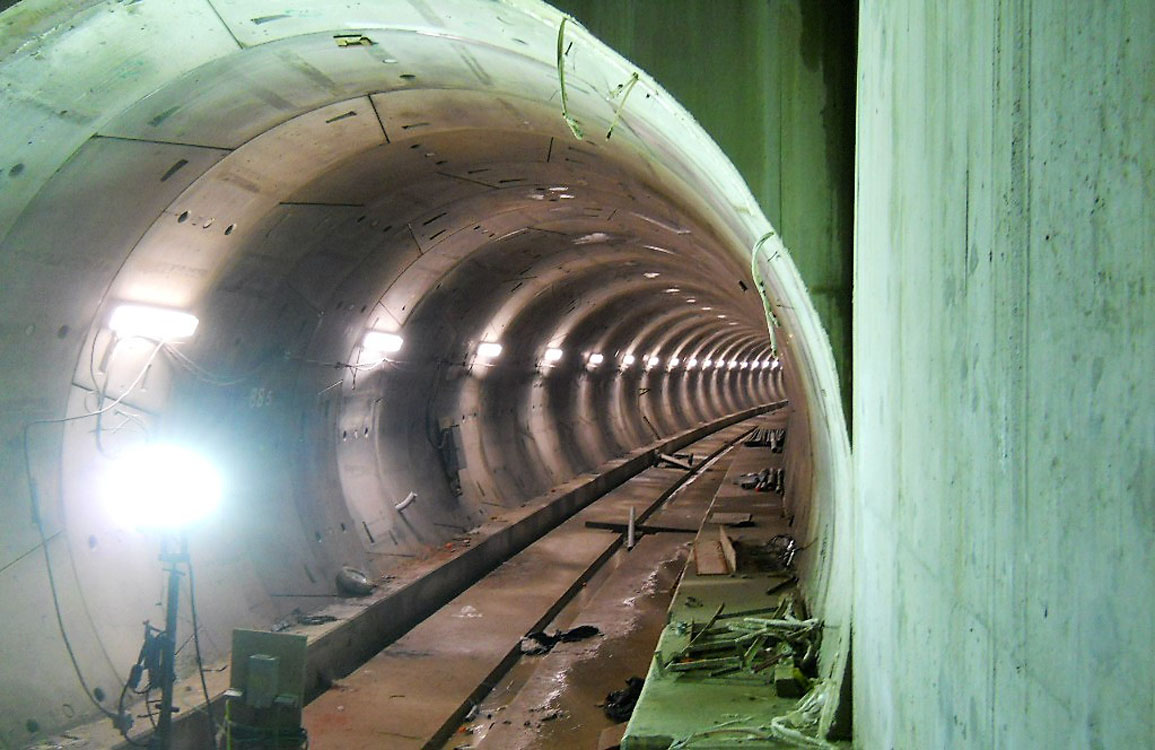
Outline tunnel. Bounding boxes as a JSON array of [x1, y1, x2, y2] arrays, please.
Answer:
[[1, 1, 1151, 749]]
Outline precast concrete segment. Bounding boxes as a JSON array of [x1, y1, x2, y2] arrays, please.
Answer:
[[302, 418, 766, 749], [0, 0, 851, 744]]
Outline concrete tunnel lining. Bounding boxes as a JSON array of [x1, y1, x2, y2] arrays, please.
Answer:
[[0, 1, 851, 744]]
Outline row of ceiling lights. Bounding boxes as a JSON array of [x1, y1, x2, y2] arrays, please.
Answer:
[[362, 330, 780, 372], [104, 304, 779, 375]]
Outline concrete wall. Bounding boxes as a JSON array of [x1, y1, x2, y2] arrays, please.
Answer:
[[854, 1, 1154, 747]]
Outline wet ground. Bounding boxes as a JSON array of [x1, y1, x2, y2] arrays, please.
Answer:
[[303, 421, 757, 750], [443, 461, 735, 750]]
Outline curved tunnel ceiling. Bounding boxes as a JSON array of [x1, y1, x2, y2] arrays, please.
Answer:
[[0, 1, 851, 741]]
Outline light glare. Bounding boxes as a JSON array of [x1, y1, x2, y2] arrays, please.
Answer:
[[363, 331, 403, 354], [103, 444, 221, 529], [109, 304, 198, 341], [588, 352, 605, 366], [544, 347, 564, 363], [477, 341, 503, 359]]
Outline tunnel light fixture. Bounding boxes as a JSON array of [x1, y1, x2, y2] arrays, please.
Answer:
[[701, 306, 712, 311], [665, 288, 680, 293], [703, 358, 712, 368], [761, 359, 771, 369], [686, 298, 697, 303], [646, 355, 661, 370], [728, 360, 738, 369], [772, 357, 782, 371], [643, 272, 661, 279], [103, 443, 222, 530], [717, 314, 727, 319], [621, 353, 636, 367], [543, 346, 564, 364], [740, 361, 750, 369], [587, 352, 605, 366], [109, 303, 199, 341], [642, 244, 676, 255], [477, 341, 503, 360], [363, 331, 404, 355], [715, 359, 726, 370], [687, 358, 698, 369], [668, 356, 681, 370], [574, 232, 612, 245]]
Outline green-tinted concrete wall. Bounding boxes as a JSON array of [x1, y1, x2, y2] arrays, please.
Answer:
[[552, 0, 856, 415], [855, 1, 1154, 746]]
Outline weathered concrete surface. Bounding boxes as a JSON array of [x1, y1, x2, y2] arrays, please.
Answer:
[[854, 1, 1155, 747]]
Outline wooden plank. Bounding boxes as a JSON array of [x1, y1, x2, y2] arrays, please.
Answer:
[[707, 511, 753, 527], [694, 539, 729, 575], [718, 528, 738, 574]]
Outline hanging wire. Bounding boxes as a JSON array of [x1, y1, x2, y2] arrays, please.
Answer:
[[20, 341, 166, 723], [606, 71, 640, 140], [556, 17, 584, 139], [750, 232, 782, 356], [186, 557, 220, 741]]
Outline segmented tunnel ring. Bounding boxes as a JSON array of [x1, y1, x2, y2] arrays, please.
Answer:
[[0, 1, 850, 744]]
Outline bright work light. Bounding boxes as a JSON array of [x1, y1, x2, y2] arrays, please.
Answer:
[[103, 444, 222, 530]]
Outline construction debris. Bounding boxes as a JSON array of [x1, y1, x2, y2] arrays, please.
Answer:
[[335, 566, 375, 596], [737, 467, 785, 494], [519, 624, 601, 655], [602, 676, 645, 722], [663, 595, 820, 690], [657, 452, 695, 470], [744, 427, 786, 452]]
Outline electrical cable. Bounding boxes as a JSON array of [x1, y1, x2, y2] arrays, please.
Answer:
[[115, 631, 152, 747], [186, 556, 220, 741], [20, 341, 165, 722], [162, 342, 265, 387], [750, 232, 783, 357]]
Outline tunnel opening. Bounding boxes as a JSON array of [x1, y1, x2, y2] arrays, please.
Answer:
[[0, 2, 852, 747]]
